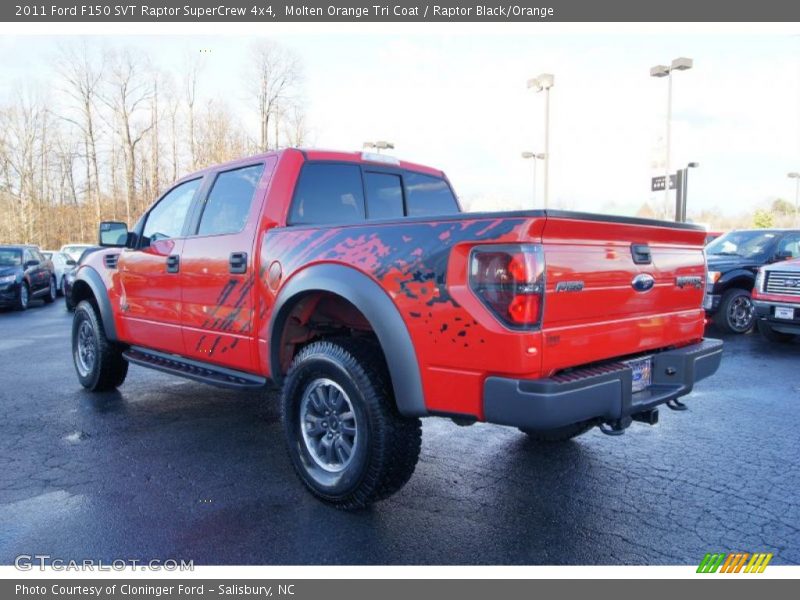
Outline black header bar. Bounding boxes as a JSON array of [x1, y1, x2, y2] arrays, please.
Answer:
[[4, 0, 800, 22]]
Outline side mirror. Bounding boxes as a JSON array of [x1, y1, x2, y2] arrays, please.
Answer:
[[99, 221, 129, 247], [66, 259, 77, 267], [24, 260, 40, 268], [775, 250, 793, 262]]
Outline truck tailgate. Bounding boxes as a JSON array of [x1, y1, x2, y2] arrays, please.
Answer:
[[539, 213, 707, 374]]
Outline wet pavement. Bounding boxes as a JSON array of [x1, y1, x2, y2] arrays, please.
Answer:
[[1, 299, 799, 565]]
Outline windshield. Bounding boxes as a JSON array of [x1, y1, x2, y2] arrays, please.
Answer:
[[61, 245, 89, 255], [706, 231, 778, 260], [0, 249, 22, 267]]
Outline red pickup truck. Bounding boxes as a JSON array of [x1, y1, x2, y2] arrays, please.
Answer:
[[70, 149, 722, 508]]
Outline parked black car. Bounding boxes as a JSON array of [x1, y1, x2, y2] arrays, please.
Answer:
[[0, 245, 58, 310], [63, 245, 101, 311], [705, 229, 800, 333]]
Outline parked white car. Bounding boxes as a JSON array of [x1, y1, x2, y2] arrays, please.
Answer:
[[41, 250, 76, 295], [59, 244, 94, 262]]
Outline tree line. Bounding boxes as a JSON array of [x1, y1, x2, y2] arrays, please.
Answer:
[[0, 39, 308, 249]]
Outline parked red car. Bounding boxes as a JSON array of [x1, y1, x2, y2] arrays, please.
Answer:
[[753, 257, 800, 342], [69, 149, 722, 508]]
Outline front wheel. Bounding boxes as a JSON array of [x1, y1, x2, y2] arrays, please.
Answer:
[[281, 338, 421, 509], [43, 276, 57, 303], [756, 320, 795, 343], [15, 282, 29, 311], [714, 288, 755, 334], [72, 300, 128, 391], [520, 419, 596, 442]]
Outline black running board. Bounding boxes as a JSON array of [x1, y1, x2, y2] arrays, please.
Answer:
[[123, 347, 268, 391]]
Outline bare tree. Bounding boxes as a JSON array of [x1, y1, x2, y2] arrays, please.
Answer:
[[103, 48, 154, 223], [282, 102, 310, 147], [57, 39, 105, 222], [247, 41, 301, 152], [184, 52, 205, 170]]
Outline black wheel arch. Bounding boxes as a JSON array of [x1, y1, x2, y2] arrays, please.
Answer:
[[71, 267, 119, 342], [716, 269, 756, 292], [268, 263, 427, 418]]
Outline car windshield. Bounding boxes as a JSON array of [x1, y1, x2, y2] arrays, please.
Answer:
[[0, 249, 22, 267], [706, 231, 778, 260]]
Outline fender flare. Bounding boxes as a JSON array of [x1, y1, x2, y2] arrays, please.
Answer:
[[74, 266, 119, 341], [718, 268, 756, 290], [268, 264, 427, 417]]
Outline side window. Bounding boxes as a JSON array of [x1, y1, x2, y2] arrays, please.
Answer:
[[365, 172, 404, 220], [31, 249, 45, 263], [777, 234, 800, 258], [197, 164, 264, 236], [289, 164, 365, 225], [404, 172, 459, 217], [142, 178, 202, 244], [23, 250, 33, 265]]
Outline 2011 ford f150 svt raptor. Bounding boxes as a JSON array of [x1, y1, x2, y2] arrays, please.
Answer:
[[70, 148, 723, 508]]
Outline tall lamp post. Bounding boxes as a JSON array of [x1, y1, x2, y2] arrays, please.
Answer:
[[522, 152, 545, 207], [363, 140, 395, 154], [650, 57, 693, 206], [789, 172, 800, 227], [527, 73, 554, 208]]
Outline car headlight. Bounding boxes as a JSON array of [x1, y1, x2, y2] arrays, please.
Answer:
[[0, 274, 17, 285], [707, 271, 721, 285]]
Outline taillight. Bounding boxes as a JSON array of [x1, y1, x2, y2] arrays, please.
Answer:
[[469, 244, 545, 329]]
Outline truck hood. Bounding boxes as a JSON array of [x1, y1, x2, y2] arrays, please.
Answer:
[[0, 266, 21, 278], [762, 257, 800, 272], [705, 255, 761, 272]]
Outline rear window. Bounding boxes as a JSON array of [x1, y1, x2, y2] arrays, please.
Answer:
[[289, 164, 365, 225], [404, 172, 459, 216], [365, 172, 404, 220]]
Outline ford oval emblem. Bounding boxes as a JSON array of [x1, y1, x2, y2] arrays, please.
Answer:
[[632, 273, 655, 292]]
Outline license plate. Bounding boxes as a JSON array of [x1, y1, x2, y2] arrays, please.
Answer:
[[775, 306, 795, 320], [625, 356, 653, 393]]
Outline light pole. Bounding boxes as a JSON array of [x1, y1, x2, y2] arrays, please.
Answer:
[[522, 152, 545, 207], [789, 172, 800, 227], [650, 57, 693, 206], [363, 140, 394, 154], [527, 73, 554, 208]]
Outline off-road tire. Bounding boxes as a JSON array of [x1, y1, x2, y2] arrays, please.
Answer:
[[281, 338, 422, 509], [714, 288, 755, 334], [520, 419, 596, 442], [756, 320, 795, 343], [72, 300, 128, 391]]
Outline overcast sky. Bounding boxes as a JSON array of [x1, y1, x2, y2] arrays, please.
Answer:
[[2, 31, 798, 217]]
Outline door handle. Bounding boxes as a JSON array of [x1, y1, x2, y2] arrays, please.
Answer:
[[631, 244, 652, 265], [166, 254, 180, 273], [229, 252, 248, 274]]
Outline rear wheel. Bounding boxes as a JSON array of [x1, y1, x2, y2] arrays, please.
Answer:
[[520, 419, 596, 442], [756, 320, 795, 343], [43, 276, 56, 303], [714, 288, 755, 333], [281, 338, 421, 509], [15, 282, 29, 311], [72, 300, 128, 391]]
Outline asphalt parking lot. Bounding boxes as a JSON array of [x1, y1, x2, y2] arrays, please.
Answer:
[[1, 298, 799, 565]]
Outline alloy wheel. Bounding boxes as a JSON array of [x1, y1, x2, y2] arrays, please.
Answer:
[[299, 378, 359, 473]]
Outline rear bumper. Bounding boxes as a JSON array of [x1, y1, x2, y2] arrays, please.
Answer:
[[483, 338, 723, 431], [754, 300, 800, 335]]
